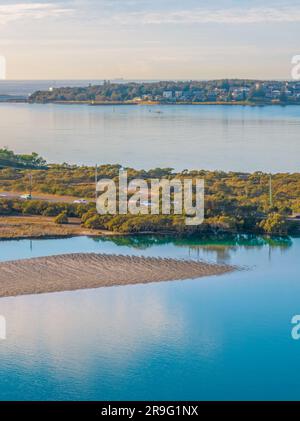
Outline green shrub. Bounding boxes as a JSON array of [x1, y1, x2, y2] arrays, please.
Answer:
[[259, 213, 288, 235], [22, 200, 47, 215], [81, 209, 97, 224], [54, 211, 69, 224], [0, 199, 18, 215], [43, 203, 66, 216], [83, 214, 111, 229]]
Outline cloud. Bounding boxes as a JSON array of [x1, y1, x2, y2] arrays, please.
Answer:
[[0, 2, 73, 25], [110, 7, 300, 25], [1, 3, 299, 26]]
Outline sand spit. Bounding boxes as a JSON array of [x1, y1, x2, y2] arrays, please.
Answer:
[[0, 253, 234, 298]]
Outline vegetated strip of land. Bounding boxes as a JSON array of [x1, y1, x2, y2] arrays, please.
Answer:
[[0, 253, 234, 297], [1, 149, 300, 237]]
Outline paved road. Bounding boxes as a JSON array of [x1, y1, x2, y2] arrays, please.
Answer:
[[287, 217, 300, 223]]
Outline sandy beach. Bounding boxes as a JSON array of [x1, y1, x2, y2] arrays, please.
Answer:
[[0, 253, 234, 297]]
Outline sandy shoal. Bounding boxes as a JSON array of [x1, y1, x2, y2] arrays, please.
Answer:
[[0, 253, 235, 297]]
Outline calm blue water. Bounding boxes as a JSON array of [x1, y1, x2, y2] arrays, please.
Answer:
[[0, 235, 299, 400], [0, 102, 300, 172], [0, 80, 155, 97]]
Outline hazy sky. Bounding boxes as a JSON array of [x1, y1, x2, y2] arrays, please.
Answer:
[[0, 0, 299, 80]]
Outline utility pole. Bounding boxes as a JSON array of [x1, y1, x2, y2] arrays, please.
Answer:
[[29, 172, 32, 198], [95, 164, 98, 202], [269, 173, 273, 208]]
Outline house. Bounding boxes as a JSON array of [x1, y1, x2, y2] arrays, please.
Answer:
[[163, 91, 173, 99], [271, 90, 281, 99]]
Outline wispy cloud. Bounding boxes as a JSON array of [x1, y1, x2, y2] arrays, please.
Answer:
[[2, 3, 299, 26], [0, 3, 73, 25], [110, 7, 300, 25]]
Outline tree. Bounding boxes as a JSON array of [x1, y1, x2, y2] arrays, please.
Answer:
[[54, 211, 69, 224], [83, 214, 111, 229], [0, 148, 46, 169], [259, 213, 288, 235], [279, 91, 288, 103]]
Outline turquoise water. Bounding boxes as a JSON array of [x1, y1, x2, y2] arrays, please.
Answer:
[[0, 235, 299, 400], [0, 103, 300, 172]]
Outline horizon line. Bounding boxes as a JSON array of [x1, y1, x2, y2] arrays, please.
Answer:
[[0, 78, 293, 82]]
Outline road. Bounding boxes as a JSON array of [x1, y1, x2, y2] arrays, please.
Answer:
[[0, 191, 93, 204]]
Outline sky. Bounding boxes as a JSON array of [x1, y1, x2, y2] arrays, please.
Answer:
[[0, 0, 299, 80]]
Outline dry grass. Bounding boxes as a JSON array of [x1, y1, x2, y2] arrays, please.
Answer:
[[0, 215, 111, 239]]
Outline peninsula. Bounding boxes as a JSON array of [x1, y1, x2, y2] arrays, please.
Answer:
[[29, 79, 300, 106]]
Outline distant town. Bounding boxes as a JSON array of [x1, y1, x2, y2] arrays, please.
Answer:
[[25, 79, 300, 105]]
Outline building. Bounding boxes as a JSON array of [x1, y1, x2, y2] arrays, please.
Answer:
[[163, 91, 173, 99]]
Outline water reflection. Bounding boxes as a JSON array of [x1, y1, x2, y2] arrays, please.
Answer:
[[95, 234, 293, 264], [95, 233, 292, 248], [0, 234, 293, 265]]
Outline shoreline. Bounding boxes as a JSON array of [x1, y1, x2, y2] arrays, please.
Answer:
[[0, 215, 296, 240], [1, 100, 300, 107], [0, 253, 235, 298], [0, 215, 120, 240], [0, 215, 193, 240]]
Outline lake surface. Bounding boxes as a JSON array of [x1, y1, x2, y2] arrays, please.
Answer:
[[0, 102, 300, 172], [0, 234, 299, 400]]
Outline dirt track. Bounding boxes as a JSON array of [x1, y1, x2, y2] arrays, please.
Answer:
[[0, 253, 234, 297]]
